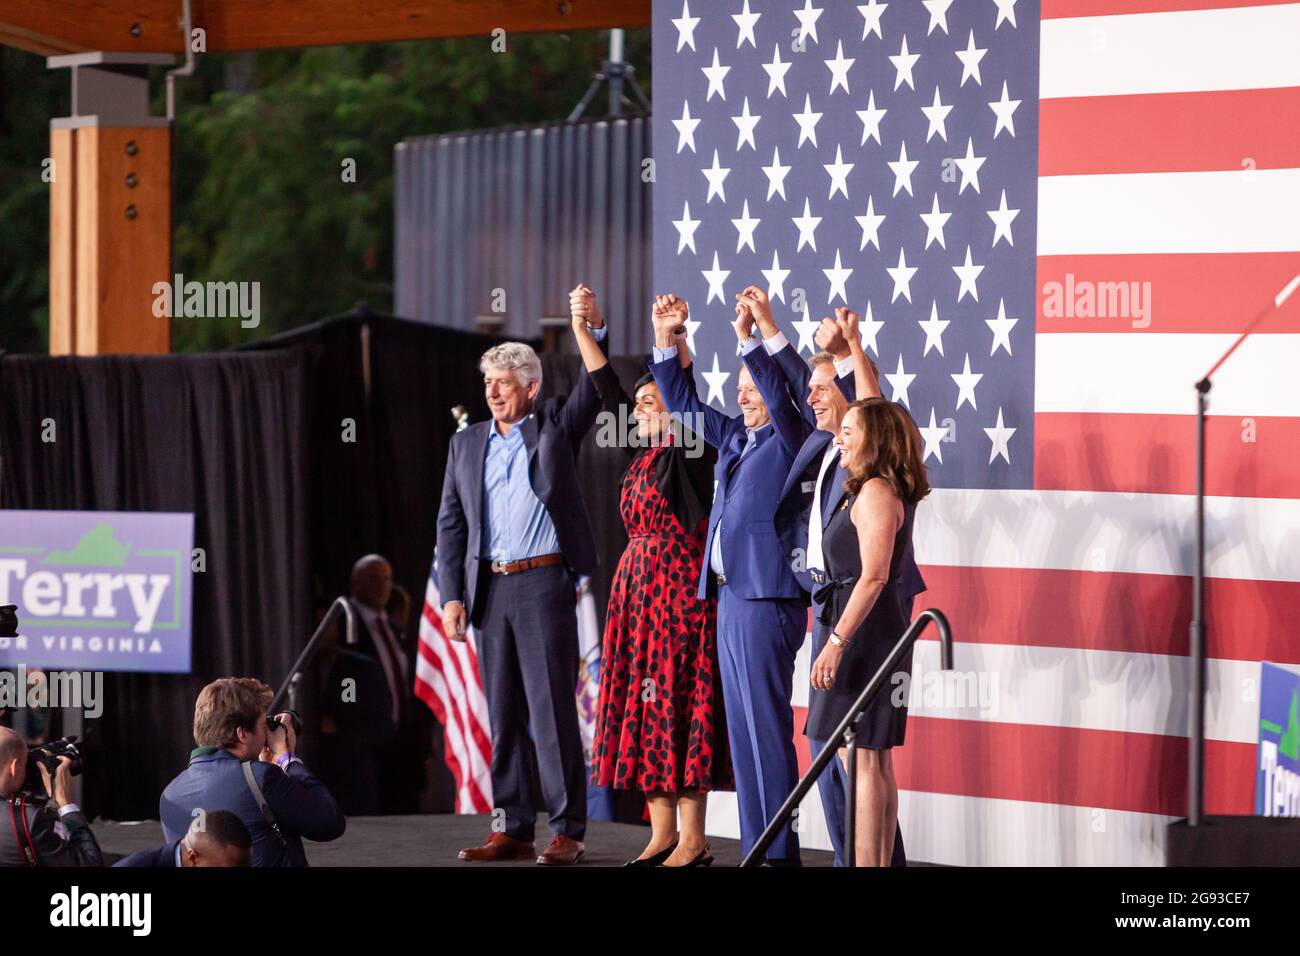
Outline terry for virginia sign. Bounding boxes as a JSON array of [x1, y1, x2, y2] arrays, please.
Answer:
[[0, 511, 194, 673], [1257, 662, 1300, 817]]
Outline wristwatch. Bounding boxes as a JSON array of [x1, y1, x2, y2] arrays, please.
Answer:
[[829, 631, 851, 648]]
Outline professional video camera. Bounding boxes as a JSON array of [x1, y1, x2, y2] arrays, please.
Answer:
[[0, 605, 16, 638], [21, 736, 84, 798]]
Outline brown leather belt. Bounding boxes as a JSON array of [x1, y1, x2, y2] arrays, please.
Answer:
[[488, 553, 564, 575]]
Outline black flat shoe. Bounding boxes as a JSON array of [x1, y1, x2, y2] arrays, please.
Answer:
[[664, 844, 714, 868], [623, 841, 678, 867]]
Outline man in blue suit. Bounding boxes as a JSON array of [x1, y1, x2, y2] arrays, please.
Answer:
[[437, 307, 608, 865], [160, 678, 346, 867], [115, 810, 252, 867], [738, 288, 924, 867], [648, 295, 808, 864]]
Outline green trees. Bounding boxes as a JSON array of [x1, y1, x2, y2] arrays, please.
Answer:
[[0, 31, 649, 353]]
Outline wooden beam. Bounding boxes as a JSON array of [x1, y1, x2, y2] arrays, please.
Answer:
[[50, 126, 171, 355], [0, 0, 650, 56], [49, 128, 76, 354]]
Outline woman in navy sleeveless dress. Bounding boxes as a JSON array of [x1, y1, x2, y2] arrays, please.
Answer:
[[808, 376, 930, 866], [807, 493, 917, 749]]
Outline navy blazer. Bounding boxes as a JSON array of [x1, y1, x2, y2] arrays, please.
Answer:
[[160, 749, 345, 867], [113, 840, 181, 868], [650, 347, 804, 602], [436, 342, 607, 621], [761, 345, 927, 603], [768, 340, 851, 433]]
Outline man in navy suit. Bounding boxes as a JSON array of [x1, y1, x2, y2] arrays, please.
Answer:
[[114, 810, 252, 867], [738, 288, 924, 867], [437, 304, 608, 865], [649, 295, 809, 864], [160, 678, 346, 867]]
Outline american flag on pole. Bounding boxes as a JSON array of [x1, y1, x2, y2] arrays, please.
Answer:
[[415, 568, 494, 813], [415, 563, 611, 816], [652, 0, 1300, 864]]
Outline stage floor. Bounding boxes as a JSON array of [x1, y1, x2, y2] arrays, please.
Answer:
[[93, 813, 843, 867]]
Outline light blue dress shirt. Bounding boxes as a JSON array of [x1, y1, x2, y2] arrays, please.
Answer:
[[481, 325, 604, 562]]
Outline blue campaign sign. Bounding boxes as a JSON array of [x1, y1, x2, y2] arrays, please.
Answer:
[[1256, 661, 1300, 817], [0, 511, 194, 673]]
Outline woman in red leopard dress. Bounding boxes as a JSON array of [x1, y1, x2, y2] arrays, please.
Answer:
[[570, 285, 732, 868]]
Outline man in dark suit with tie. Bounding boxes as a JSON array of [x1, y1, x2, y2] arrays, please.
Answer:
[[436, 307, 607, 865], [334, 554, 430, 816], [114, 810, 252, 867], [648, 294, 810, 865], [738, 288, 924, 867]]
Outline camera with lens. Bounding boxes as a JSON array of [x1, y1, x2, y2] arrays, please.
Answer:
[[0, 605, 17, 638], [22, 736, 84, 798]]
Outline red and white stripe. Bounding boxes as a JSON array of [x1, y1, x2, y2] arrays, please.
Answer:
[[926, 0, 1300, 865], [707, 1, 1300, 865], [414, 572, 493, 813]]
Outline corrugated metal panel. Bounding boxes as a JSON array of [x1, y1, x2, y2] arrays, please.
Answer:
[[395, 115, 654, 354]]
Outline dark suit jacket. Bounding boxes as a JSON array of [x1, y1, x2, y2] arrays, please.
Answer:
[[437, 338, 607, 622], [650, 348, 805, 602], [762, 345, 927, 603], [325, 645, 397, 745], [0, 795, 103, 867], [113, 840, 180, 868], [160, 749, 345, 867]]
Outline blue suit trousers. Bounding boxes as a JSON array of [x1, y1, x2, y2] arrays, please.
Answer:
[[716, 586, 805, 863]]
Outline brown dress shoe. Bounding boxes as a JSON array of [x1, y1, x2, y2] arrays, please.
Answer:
[[536, 835, 585, 866], [458, 832, 535, 862]]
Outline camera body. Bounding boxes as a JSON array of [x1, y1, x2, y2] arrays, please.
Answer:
[[267, 710, 303, 736], [0, 604, 17, 638], [21, 736, 84, 797]]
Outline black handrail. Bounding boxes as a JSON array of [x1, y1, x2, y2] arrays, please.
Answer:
[[740, 608, 954, 867], [271, 596, 358, 716]]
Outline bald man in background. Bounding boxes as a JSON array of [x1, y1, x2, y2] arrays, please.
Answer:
[[320, 554, 431, 815]]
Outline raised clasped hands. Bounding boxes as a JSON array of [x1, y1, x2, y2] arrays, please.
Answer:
[[570, 283, 604, 330], [735, 285, 775, 337], [833, 306, 861, 348], [815, 316, 848, 358], [733, 299, 756, 342], [651, 294, 688, 345]]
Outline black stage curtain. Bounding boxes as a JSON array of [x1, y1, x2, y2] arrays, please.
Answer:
[[245, 309, 647, 648], [0, 351, 311, 821], [0, 314, 656, 821]]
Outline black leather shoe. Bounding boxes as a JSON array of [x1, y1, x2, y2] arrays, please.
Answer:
[[623, 841, 678, 867]]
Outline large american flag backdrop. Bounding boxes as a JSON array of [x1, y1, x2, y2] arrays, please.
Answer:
[[651, 0, 1300, 864]]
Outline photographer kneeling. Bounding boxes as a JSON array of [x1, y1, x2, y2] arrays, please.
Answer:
[[160, 678, 345, 867], [0, 727, 103, 867]]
